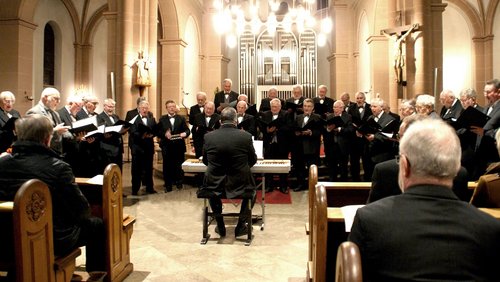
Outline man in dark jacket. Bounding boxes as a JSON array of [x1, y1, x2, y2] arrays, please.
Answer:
[[200, 107, 257, 237], [0, 114, 105, 272], [156, 100, 190, 192], [350, 118, 500, 281]]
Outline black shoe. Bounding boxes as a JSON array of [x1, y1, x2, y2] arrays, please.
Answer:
[[235, 224, 251, 237], [164, 186, 172, 193], [176, 183, 183, 190], [215, 225, 226, 237], [131, 191, 138, 196], [279, 186, 289, 194], [145, 189, 157, 194]]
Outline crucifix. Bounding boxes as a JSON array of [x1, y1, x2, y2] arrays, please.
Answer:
[[380, 23, 420, 85]]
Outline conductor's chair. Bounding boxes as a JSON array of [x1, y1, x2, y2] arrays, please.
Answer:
[[335, 241, 363, 282], [197, 189, 255, 246]]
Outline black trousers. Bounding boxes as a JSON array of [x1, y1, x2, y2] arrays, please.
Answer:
[[131, 152, 154, 193]]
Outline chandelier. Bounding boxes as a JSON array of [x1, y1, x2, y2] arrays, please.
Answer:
[[212, 0, 332, 48]]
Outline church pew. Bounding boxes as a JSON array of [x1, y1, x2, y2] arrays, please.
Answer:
[[76, 163, 136, 282], [307, 184, 327, 282], [318, 181, 477, 207], [0, 179, 81, 282], [335, 241, 363, 282]]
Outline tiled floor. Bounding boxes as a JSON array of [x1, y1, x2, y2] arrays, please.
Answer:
[[78, 162, 310, 282]]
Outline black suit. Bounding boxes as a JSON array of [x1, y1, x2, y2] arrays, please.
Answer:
[[191, 113, 221, 158], [189, 104, 204, 125], [350, 184, 500, 281], [475, 102, 500, 178], [156, 114, 190, 189], [367, 113, 397, 164], [258, 97, 284, 114], [322, 112, 354, 181], [312, 97, 334, 118], [129, 113, 156, 194], [347, 103, 372, 181], [214, 91, 238, 112], [76, 108, 97, 120], [367, 159, 470, 203], [292, 113, 322, 189], [0, 108, 21, 153], [260, 110, 291, 190], [125, 108, 139, 122], [96, 112, 124, 172], [237, 114, 257, 137], [56, 107, 86, 176], [440, 99, 464, 121], [201, 124, 257, 226]]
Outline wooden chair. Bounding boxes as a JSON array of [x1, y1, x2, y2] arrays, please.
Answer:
[[335, 241, 362, 282], [307, 184, 328, 282], [0, 179, 80, 282]]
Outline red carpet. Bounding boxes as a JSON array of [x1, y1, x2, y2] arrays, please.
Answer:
[[222, 189, 292, 204]]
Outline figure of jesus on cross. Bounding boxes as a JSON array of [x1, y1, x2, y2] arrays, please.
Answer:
[[381, 23, 419, 84]]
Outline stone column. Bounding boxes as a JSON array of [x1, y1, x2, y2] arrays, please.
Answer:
[[330, 2, 351, 99], [472, 35, 494, 106], [412, 0, 447, 97], [159, 39, 186, 114], [0, 19, 37, 113]]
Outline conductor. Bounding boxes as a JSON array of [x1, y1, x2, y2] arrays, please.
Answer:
[[200, 107, 257, 237]]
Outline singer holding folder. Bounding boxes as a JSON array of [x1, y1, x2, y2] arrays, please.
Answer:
[[157, 100, 190, 192]]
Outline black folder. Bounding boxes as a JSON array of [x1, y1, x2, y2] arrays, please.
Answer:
[[245, 104, 257, 117], [285, 101, 303, 112], [237, 118, 252, 130], [454, 107, 490, 129], [356, 118, 381, 135], [257, 117, 281, 128], [1, 117, 17, 132], [70, 123, 98, 134], [324, 116, 344, 128]]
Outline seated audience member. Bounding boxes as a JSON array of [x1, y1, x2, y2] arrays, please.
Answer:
[[367, 114, 469, 203], [470, 129, 500, 207], [0, 114, 105, 273], [349, 118, 500, 281], [200, 107, 257, 237], [0, 91, 22, 153]]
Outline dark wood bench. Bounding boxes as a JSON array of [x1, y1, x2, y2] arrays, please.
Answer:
[[197, 190, 255, 246], [0, 179, 81, 282], [76, 163, 136, 282]]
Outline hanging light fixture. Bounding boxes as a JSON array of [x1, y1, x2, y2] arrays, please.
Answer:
[[212, 0, 332, 48]]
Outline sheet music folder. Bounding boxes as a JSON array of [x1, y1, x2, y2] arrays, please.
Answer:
[[454, 107, 490, 129]]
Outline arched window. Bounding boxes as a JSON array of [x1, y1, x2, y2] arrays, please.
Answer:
[[43, 24, 55, 86]]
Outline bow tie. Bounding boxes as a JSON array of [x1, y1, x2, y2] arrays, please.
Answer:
[[169, 115, 175, 118]]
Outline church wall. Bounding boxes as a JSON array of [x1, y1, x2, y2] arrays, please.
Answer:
[[91, 19, 108, 112], [443, 4, 473, 97], [32, 0, 76, 105], [494, 3, 500, 79]]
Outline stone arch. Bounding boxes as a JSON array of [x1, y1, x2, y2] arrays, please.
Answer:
[[83, 4, 107, 45], [446, 0, 483, 36]]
